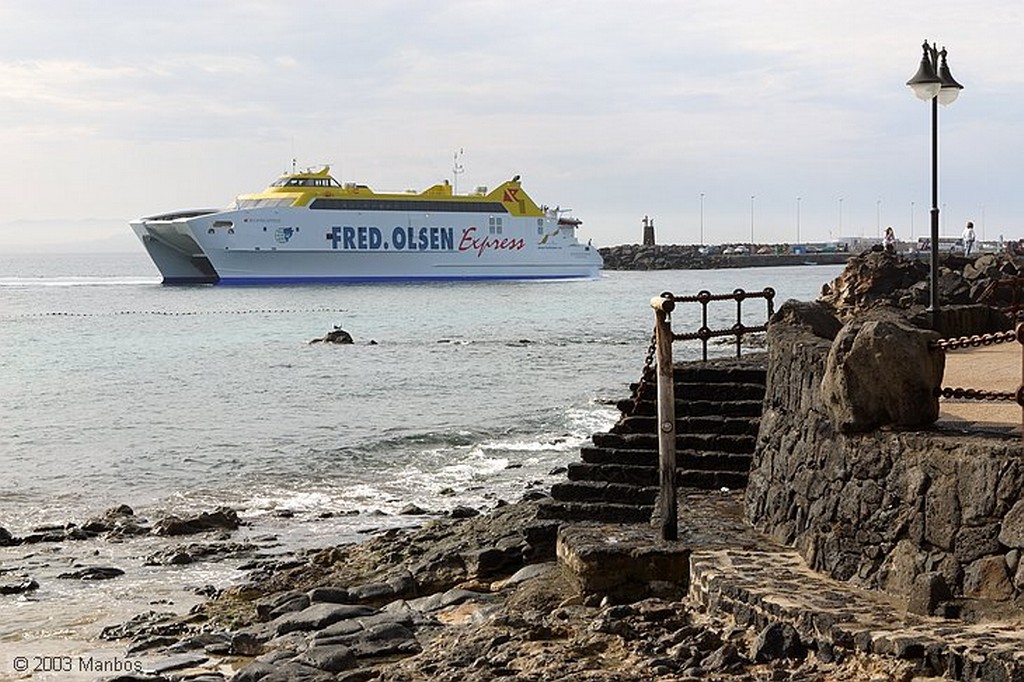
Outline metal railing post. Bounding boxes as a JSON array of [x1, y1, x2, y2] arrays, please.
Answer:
[[651, 293, 677, 541]]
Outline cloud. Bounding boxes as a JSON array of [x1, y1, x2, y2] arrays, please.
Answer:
[[0, 0, 1021, 250]]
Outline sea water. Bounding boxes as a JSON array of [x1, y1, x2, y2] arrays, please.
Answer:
[[0, 251, 843, 675]]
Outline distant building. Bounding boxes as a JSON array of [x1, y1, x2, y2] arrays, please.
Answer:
[[642, 216, 655, 246]]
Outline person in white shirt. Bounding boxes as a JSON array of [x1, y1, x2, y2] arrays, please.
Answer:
[[962, 221, 976, 256], [883, 226, 896, 254]]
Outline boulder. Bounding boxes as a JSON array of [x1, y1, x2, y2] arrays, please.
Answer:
[[997, 499, 1024, 549], [293, 644, 356, 673], [273, 603, 377, 636], [752, 622, 806, 662], [57, 566, 125, 580], [82, 504, 150, 537], [963, 556, 1014, 601], [821, 317, 943, 432], [907, 572, 952, 616], [770, 299, 843, 341], [0, 577, 39, 595], [152, 507, 241, 536], [310, 326, 354, 344], [819, 250, 931, 319]]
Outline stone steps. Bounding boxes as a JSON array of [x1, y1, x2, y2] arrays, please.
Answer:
[[612, 415, 760, 436], [544, 356, 767, 522], [536, 499, 653, 524], [591, 433, 757, 454], [628, 381, 768, 402], [579, 448, 755, 472], [566, 462, 750, 488], [549, 480, 658, 506], [616, 398, 764, 418]]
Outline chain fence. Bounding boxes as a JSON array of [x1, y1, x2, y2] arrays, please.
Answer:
[[931, 323, 1024, 441]]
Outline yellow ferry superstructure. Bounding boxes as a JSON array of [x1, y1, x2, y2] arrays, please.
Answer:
[[130, 167, 602, 284]]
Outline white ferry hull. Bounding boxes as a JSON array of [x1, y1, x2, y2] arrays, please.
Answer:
[[132, 205, 602, 285], [132, 170, 602, 285]]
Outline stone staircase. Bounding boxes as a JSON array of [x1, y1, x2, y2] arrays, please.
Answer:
[[539, 355, 767, 523]]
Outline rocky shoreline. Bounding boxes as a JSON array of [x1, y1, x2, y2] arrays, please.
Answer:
[[4, 498, 922, 682]]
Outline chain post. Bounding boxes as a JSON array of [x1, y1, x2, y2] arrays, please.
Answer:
[[651, 293, 677, 542]]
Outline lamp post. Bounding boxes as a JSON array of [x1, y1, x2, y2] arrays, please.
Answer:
[[750, 195, 756, 254], [907, 39, 963, 331], [699, 192, 705, 247], [796, 196, 801, 246]]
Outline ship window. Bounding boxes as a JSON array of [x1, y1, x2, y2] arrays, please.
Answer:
[[488, 216, 496, 234], [309, 198, 508, 213], [496, 217, 503, 234]]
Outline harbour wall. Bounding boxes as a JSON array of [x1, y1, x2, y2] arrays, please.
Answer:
[[744, 301, 1024, 615], [599, 244, 850, 270]]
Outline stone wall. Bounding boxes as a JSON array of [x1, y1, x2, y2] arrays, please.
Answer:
[[744, 300, 1024, 616], [598, 244, 848, 270]]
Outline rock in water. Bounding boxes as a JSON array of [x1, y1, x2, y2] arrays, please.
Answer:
[[57, 566, 125, 580], [0, 577, 39, 595], [310, 326, 354, 344], [152, 507, 241, 536]]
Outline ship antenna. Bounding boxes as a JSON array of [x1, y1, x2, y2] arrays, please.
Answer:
[[452, 148, 465, 194]]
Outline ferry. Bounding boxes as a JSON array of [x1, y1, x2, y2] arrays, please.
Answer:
[[130, 167, 603, 284]]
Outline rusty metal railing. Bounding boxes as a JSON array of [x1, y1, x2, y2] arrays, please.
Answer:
[[931, 324, 1024, 443], [645, 287, 776, 541], [667, 288, 776, 361]]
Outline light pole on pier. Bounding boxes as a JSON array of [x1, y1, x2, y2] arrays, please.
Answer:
[[906, 39, 963, 331], [796, 196, 801, 246], [700, 192, 705, 247], [750, 195, 755, 253]]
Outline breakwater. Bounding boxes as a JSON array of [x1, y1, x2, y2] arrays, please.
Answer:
[[599, 243, 850, 270]]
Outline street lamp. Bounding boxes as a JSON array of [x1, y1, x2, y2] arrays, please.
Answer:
[[750, 195, 756, 253], [699, 193, 705, 247], [907, 39, 963, 331], [796, 197, 801, 245]]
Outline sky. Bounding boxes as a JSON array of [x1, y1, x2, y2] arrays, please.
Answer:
[[1, 0, 1022, 253]]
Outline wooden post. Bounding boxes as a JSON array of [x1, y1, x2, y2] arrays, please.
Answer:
[[651, 294, 677, 541]]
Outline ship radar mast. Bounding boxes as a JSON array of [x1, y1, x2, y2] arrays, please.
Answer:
[[452, 148, 465, 194]]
